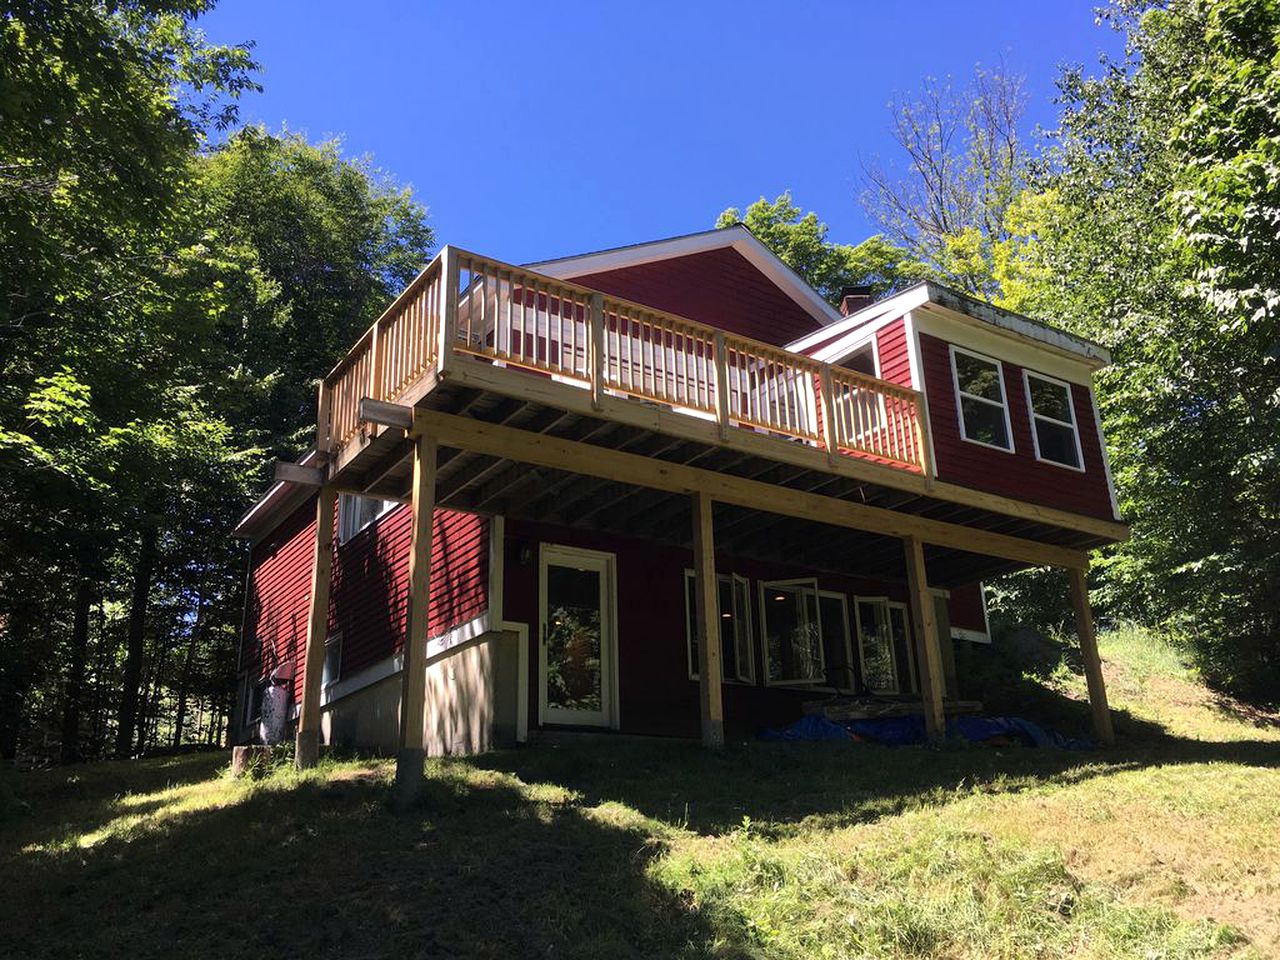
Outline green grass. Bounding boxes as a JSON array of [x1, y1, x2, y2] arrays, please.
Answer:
[[3, 627, 1278, 959]]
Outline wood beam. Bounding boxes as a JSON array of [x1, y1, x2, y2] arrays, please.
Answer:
[[360, 396, 414, 430], [295, 486, 335, 769], [1069, 566, 1115, 745], [411, 409, 1091, 571], [691, 491, 724, 748], [440, 353, 1130, 543], [274, 461, 327, 487], [904, 534, 946, 742], [395, 433, 438, 806]]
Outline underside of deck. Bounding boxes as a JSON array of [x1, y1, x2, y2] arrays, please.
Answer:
[[329, 371, 1114, 589]]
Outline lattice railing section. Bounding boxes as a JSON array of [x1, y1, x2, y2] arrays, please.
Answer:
[[320, 247, 928, 474]]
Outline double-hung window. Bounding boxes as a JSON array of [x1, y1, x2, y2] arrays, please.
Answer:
[[950, 346, 1014, 451], [759, 579, 825, 685], [338, 494, 397, 543], [684, 571, 755, 683], [1024, 371, 1084, 470]]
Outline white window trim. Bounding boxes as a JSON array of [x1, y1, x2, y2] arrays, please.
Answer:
[[854, 595, 901, 695], [949, 344, 1016, 453], [758, 578, 826, 687], [815, 589, 856, 693], [887, 600, 918, 692], [683, 569, 756, 685], [240, 672, 262, 727], [1022, 370, 1086, 472], [337, 493, 398, 544], [322, 630, 342, 689]]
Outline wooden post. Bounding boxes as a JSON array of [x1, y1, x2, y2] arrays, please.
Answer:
[[1069, 566, 1115, 745], [437, 246, 458, 375], [316, 380, 332, 456], [395, 433, 438, 805], [295, 486, 335, 769], [368, 319, 383, 404], [589, 292, 605, 410], [691, 491, 724, 748], [713, 332, 730, 441], [915, 395, 936, 490], [819, 365, 838, 466], [903, 534, 946, 742]]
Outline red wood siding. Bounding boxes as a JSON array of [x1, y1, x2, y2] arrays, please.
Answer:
[[571, 247, 824, 347], [503, 519, 921, 739], [875, 318, 912, 387], [241, 498, 489, 705], [242, 496, 316, 704], [919, 333, 1116, 521]]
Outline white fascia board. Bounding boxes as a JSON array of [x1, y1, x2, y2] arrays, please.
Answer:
[[913, 306, 1103, 385], [528, 224, 843, 328], [787, 284, 930, 355], [920, 283, 1111, 367]]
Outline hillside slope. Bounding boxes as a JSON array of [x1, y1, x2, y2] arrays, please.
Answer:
[[2, 628, 1277, 959]]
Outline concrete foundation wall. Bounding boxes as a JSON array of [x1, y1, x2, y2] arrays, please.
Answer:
[[318, 631, 522, 757]]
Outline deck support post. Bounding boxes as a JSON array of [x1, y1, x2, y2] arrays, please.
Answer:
[[691, 491, 724, 748], [1068, 566, 1115, 746], [903, 534, 946, 742], [296, 485, 335, 769], [395, 433, 438, 806]]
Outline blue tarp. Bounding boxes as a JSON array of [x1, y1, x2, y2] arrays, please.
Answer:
[[759, 713, 1092, 750]]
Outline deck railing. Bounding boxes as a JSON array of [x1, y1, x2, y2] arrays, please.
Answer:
[[320, 246, 930, 474]]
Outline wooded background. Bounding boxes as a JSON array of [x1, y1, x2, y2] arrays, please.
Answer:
[[1, 0, 1275, 764]]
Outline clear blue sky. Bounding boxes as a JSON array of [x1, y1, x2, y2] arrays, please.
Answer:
[[199, 1, 1120, 266]]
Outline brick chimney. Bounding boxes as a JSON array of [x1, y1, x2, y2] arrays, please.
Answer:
[[839, 285, 875, 317]]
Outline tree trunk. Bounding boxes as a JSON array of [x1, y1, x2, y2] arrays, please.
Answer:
[[115, 519, 158, 759], [0, 607, 35, 763], [60, 577, 94, 763], [172, 574, 208, 748]]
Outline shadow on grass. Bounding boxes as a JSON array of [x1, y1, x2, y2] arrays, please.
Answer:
[[1, 763, 737, 960], [467, 635, 1280, 838]]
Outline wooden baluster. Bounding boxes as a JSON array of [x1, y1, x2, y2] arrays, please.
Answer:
[[368, 318, 383, 407], [589, 292, 604, 410]]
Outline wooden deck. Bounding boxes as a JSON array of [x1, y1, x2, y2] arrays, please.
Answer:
[[308, 246, 1126, 587]]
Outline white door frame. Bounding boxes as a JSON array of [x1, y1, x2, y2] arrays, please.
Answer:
[[537, 544, 620, 729]]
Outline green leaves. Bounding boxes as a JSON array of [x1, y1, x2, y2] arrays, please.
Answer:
[[990, 0, 1280, 701], [716, 192, 925, 303]]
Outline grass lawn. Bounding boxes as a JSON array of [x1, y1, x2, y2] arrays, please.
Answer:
[[3, 628, 1278, 959]]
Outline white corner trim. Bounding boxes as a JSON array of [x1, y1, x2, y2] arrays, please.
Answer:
[[500, 619, 530, 743], [1089, 387, 1123, 521], [904, 311, 938, 481], [489, 515, 505, 626]]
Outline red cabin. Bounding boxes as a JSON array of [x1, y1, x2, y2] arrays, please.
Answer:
[[232, 226, 1124, 771]]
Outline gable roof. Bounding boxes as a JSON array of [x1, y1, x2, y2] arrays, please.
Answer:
[[526, 224, 843, 329], [787, 281, 1112, 369]]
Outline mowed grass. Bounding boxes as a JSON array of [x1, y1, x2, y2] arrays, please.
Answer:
[[3, 628, 1278, 959]]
